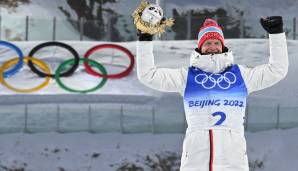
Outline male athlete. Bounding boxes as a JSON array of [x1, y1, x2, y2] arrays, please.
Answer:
[[136, 16, 288, 171]]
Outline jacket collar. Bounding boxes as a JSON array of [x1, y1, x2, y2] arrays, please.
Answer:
[[190, 50, 234, 73]]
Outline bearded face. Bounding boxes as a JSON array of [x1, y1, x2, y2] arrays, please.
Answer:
[[200, 39, 223, 55]]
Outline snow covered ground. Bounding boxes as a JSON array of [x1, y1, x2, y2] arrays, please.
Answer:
[[0, 38, 297, 170], [0, 128, 298, 171]]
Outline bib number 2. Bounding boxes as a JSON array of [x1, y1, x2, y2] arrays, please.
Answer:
[[212, 111, 226, 126]]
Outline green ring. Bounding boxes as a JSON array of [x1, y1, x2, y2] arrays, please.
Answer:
[[55, 58, 108, 93]]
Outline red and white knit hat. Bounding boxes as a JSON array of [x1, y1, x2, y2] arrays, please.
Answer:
[[197, 18, 224, 49]]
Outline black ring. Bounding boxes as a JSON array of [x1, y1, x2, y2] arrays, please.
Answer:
[[28, 41, 80, 78]]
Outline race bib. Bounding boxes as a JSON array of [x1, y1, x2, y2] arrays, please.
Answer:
[[183, 65, 248, 130]]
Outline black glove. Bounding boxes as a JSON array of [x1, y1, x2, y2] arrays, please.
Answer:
[[260, 16, 283, 34], [136, 11, 153, 41], [138, 32, 153, 41]]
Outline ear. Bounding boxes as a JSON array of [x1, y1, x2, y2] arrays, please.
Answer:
[[195, 48, 202, 54], [222, 46, 229, 53]]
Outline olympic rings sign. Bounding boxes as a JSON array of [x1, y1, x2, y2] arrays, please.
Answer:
[[194, 72, 237, 90], [0, 41, 24, 78], [0, 41, 135, 93]]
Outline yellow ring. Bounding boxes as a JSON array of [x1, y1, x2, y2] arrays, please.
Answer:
[[0, 56, 51, 93]]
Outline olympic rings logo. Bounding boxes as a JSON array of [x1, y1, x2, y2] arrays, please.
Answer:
[[194, 72, 237, 90], [0, 41, 135, 93]]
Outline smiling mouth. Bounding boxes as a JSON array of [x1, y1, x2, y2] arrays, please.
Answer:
[[202, 51, 222, 55]]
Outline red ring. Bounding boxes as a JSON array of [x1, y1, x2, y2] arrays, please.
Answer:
[[83, 44, 135, 79]]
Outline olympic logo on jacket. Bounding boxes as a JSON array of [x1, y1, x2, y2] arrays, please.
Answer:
[[194, 72, 237, 90]]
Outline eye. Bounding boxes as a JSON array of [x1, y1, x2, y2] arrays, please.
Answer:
[[149, 7, 155, 10], [215, 42, 221, 46]]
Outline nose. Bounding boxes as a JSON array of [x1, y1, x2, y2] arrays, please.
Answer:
[[207, 45, 219, 53], [209, 45, 217, 50]]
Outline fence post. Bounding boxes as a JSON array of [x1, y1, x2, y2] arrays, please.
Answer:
[[24, 104, 29, 133], [52, 17, 56, 41], [88, 104, 93, 133], [79, 17, 84, 41], [56, 104, 61, 133], [155, 0, 165, 40], [183, 112, 187, 133], [276, 104, 280, 129], [120, 105, 124, 133], [293, 17, 296, 40], [107, 13, 112, 41], [240, 16, 244, 38], [245, 103, 249, 131], [151, 106, 156, 134], [25, 16, 29, 41], [187, 11, 192, 40]]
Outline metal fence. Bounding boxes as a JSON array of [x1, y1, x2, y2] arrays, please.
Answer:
[[0, 15, 296, 42], [0, 103, 186, 134], [0, 102, 297, 134]]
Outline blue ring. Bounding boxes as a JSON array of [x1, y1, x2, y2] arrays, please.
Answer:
[[0, 41, 24, 78]]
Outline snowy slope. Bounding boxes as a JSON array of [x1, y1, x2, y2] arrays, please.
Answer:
[[102, 0, 298, 17], [1, 0, 297, 41], [0, 128, 297, 171], [2, 0, 297, 18], [0, 0, 74, 18], [0, 0, 84, 41]]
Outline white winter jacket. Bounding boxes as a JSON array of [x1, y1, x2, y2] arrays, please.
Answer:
[[137, 33, 288, 171], [137, 33, 288, 96]]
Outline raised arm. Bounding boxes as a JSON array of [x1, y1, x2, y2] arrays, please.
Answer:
[[239, 16, 288, 94], [137, 40, 187, 93], [133, 2, 186, 93]]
